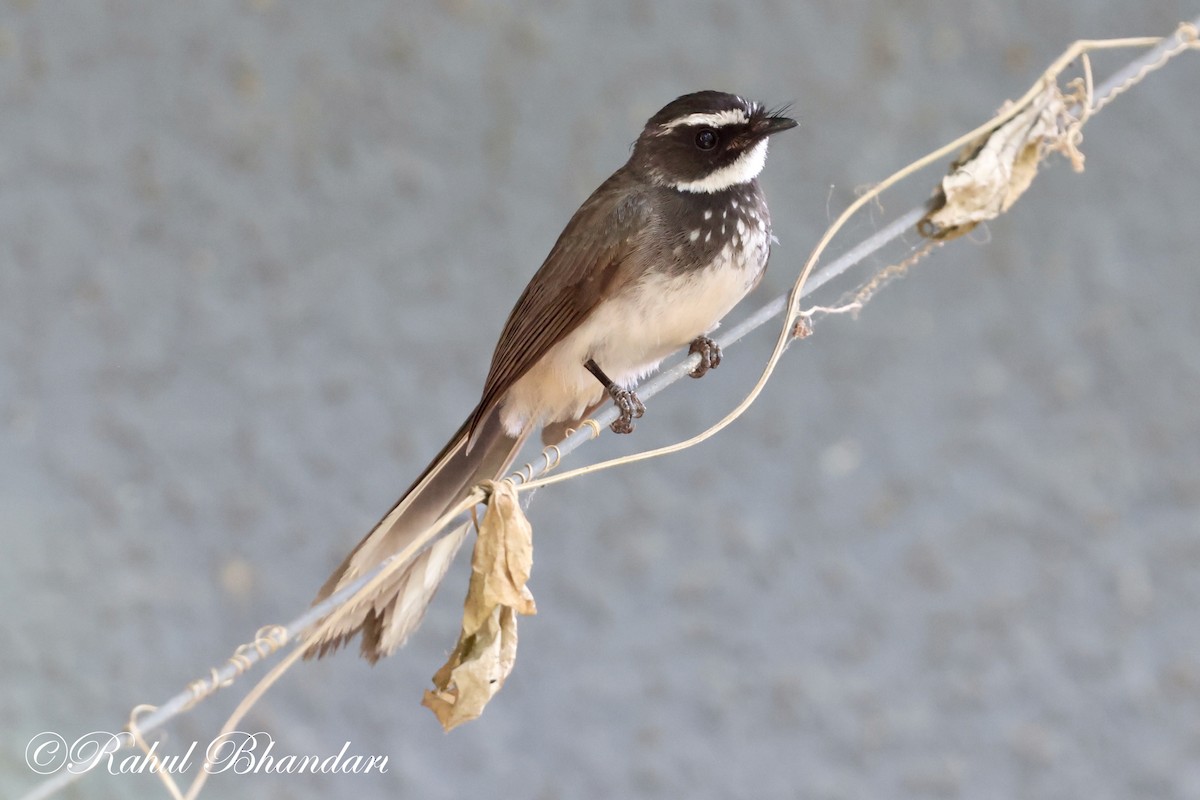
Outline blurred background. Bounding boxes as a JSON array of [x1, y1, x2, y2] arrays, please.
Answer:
[[3, 2, 1198, 798]]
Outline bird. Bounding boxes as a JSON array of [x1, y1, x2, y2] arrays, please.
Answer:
[[307, 90, 796, 662]]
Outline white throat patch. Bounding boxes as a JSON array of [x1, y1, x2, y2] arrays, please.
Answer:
[[672, 139, 769, 194]]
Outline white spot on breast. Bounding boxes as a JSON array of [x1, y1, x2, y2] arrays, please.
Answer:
[[736, 218, 746, 235], [689, 229, 700, 242], [703, 209, 713, 220], [704, 230, 712, 242]]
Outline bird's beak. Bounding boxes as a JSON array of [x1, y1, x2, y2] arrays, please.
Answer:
[[754, 114, 798, 137]]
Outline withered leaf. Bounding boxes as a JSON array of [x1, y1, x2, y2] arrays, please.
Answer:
[[422, 480, 536, 731], [921, 87, 1079, 240]]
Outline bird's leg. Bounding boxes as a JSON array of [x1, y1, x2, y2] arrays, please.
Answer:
[[687, 336, 722, 378], [584, 358, 644, 434]]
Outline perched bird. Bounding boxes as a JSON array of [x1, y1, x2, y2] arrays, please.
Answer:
[[308, 90, 796, 661]]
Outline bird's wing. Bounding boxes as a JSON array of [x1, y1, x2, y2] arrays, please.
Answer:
[[466, 175, 652, 444]]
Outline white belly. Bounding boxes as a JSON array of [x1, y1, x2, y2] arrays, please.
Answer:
[[498, 236, 767, 435]]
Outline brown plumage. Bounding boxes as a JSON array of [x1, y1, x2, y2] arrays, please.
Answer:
[[467, 176, 651, 449], [307, 91, 795, 662]]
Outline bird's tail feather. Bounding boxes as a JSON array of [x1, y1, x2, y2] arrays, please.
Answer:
[[305, 404, 527, 662]]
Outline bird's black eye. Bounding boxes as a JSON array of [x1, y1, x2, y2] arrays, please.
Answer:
[[695, 128, 718, 151]]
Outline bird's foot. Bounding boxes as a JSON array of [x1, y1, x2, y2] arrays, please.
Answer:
[[688, 336, 722, 378], [585, 357, 647, 435], [608, 386, 645, 434]]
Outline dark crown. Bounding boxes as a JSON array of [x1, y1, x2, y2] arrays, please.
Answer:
[[629, 91, 796, 194]]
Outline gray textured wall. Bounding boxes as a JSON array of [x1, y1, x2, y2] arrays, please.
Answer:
[[4, 2, 1198, 799]]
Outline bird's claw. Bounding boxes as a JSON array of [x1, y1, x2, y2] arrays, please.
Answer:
[[688, 336, 722, 378], [608, 387, 645, 434]]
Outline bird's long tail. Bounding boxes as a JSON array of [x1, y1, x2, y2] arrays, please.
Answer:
[[305, 404, 528, 662]]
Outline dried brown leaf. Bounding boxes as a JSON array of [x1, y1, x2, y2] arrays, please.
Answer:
[[422, 481, 536, 731], [921, 86, 1080, 240]]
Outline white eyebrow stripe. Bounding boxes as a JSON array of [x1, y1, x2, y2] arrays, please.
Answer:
[[659, 108, 749, 131]]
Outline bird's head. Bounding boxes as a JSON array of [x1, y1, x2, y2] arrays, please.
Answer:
[[631, 91, 797, 194]]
